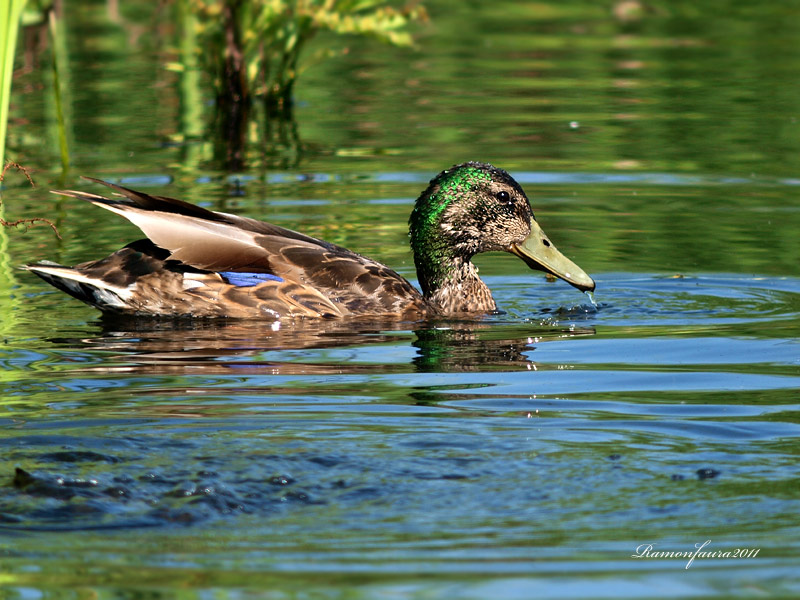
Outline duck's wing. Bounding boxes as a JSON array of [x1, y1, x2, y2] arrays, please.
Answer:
[[53, 178, 428, 316], [54, 177, 342, 272]]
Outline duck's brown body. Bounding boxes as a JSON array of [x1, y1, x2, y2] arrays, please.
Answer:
[[27, 183, 432, 319], [25, 164, 595, 320], [38, 243, 431, 319]]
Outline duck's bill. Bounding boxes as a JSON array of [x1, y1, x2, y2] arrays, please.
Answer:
[[508, 219, 596, 292]]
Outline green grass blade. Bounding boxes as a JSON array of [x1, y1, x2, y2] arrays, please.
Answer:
[[0, 0, 28, 168]]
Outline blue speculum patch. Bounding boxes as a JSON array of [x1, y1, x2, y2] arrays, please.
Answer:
[[219, 272, 284, 287]]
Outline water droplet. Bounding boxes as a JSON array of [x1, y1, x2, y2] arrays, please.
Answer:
[[585, 290, 597, 307]]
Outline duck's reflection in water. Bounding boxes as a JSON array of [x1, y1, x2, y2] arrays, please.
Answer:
[[55, 315, 595, 376]]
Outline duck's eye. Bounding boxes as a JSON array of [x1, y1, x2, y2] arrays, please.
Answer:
[[496, 190, 510, 203]]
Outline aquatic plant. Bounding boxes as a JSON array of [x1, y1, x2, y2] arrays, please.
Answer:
[[175, 0, 424, 167], [185, 0, 426, 115]]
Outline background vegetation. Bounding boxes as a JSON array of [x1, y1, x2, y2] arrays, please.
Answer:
[[2, 0, 800, 277]]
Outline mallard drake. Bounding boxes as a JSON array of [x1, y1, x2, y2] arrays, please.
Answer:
[[25, 162, 595, 319]]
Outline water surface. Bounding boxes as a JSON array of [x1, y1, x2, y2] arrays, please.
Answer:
[[2, 1, 800, 598]]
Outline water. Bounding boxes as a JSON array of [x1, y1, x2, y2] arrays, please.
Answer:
[[2, 2, 800, 598]]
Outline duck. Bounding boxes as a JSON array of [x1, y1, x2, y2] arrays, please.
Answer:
[[25, 162, 595, 320]]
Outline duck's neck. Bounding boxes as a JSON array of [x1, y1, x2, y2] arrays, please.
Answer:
[[408, 165, 498, 315], [413, 246, 497, 315]]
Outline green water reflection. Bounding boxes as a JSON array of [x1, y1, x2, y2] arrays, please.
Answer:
[[2, 1, 800, 599]]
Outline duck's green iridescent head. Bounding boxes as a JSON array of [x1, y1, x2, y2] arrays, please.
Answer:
[[409, 162, 595, 298]]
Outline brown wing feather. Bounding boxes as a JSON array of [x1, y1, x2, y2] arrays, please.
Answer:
[[70, 177, 344, 249], [269, 243, 429, 315], [52, 179, 352, 274]]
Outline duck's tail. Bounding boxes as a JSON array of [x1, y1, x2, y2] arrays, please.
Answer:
[[23, 261, 132, 312]]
